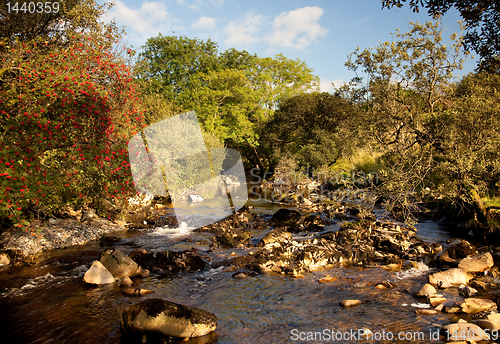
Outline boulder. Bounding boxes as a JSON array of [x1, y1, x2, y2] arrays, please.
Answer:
[[428, 268, 473, 288], [457, 298, 497, 314], [260, 229, 292, 246], [120, 298, 217, 339], [83, 260, 115, 285], [441, 322, 489, 341], [416, 284, 437, 297], [458, 252, 494, 273], [270, 209, 301, 227], [447, 239, 477, 259], [473, 313, 500, 331], [100, 248, 143, 279]]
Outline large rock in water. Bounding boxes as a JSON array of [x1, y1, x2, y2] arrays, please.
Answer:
[[120, 298, 217, 340], [270, 209, 301, 227], [100, 248, 143, 279], [428, 268, 473, 288], [458, 252, 494, 273], [83, 260, 115, 285]]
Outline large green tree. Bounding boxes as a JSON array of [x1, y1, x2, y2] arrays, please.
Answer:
[[137, 35, 319, 168], [261, 92, 364, 170]]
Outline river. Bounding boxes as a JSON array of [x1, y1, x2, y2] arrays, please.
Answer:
[[0, 188, 458, 343]]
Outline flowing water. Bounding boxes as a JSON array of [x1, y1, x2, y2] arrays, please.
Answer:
[[0, 188, 460, 344]]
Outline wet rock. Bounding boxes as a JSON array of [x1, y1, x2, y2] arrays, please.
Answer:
[[0, 253, 10, 265], [428, 268, 474, 288], [415, 309, 438, 315], [417, 283, 437, 297], [459, 284, 478, 298], [340, 300, 366, 307], [154, 249, 206, 274], [270, 209, 301, 227], [441, 322, 488, 341], [120, 298, 217, 339], [119, 276, 133, 287], [260, 229, 292, 246], [375, 281, 396, 289], [435, 249, 456, 263], [122, 288, 154, 296], [232, 272, 249, 279], [473, 313, 500, 331], [100, 248, 144, 279], [447, 239, 477, 260], [458, 252, 494, 273], [83, 260, 115, 285], [215, 230, 251, 248], [318, 275, 337, 283], [457, 298, 497, 314], [429, 296, 447, 307]]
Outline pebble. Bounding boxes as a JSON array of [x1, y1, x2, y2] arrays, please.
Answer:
[[340, 300, 365, 307]]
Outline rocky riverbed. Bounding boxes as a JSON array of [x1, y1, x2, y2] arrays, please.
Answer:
[[3, 190, 500, 343]]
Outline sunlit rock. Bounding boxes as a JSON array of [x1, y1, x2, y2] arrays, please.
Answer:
[[100, 248, 144, 279], [121, 298, 217, 339], [441, 322, 488, 341], [83, 260, 115, 285], [416, 283, 437, 297], [458, 252, 494, 273], [457, 298, 497, 314], [428, 268, 473, 288]]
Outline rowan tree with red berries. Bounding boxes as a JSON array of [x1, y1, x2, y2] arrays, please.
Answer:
[[0, 1, 144, 231]]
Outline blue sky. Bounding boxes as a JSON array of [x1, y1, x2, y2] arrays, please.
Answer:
[[100, 0, 477, 92]]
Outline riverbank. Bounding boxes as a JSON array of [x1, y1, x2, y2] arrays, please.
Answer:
[[0, 214, 126, 264]]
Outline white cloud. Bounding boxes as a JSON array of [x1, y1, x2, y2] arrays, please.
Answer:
[[193, 16, 217, 31], [105, 1, 175, 45], [320, 79, 344, 93], [266, 7, 328, 50], [224, 13, 263, 47]]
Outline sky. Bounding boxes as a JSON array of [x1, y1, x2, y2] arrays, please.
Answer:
[[99, 0, 478, 93]]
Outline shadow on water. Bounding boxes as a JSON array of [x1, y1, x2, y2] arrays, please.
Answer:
[[0, 186, 455, 343]]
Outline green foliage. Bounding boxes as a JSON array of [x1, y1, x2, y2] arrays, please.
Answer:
[[261, 92, 364, 170], [381, 0, 500, 73], [137, 35, 319, 168], [342, 19, 500, 224]]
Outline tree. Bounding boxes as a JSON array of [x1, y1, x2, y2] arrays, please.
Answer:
[[342, 20, 472, 221], [137, 35, 319, 169], [137, 34, 219, 101], [261, 92, 363, 170], [381, 0, 500, 73], [0, 1, 142, 230]]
